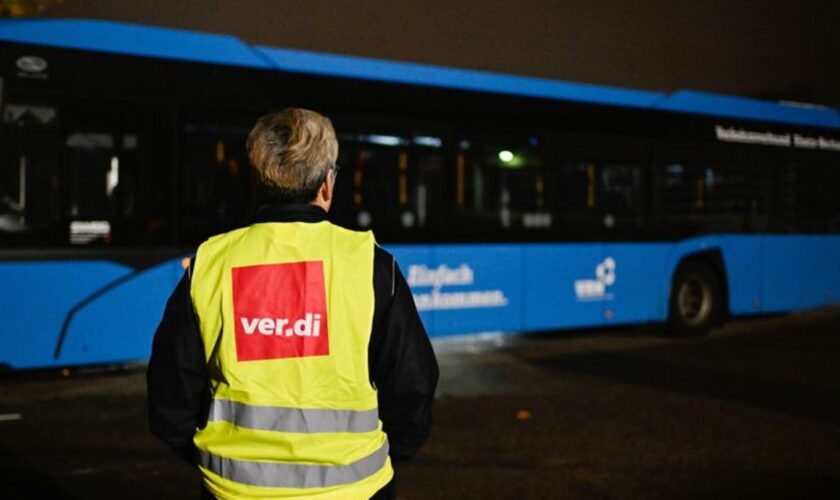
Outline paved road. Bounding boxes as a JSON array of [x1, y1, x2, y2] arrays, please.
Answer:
[[2, 307, 839, 499]]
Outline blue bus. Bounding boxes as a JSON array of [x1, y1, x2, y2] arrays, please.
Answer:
[[1, 19, 839, 370]]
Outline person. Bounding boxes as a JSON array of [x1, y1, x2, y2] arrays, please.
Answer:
[[147, 108, 438, 499]]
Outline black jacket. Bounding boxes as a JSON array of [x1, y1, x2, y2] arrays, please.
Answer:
[[146, 203, 438, 465]]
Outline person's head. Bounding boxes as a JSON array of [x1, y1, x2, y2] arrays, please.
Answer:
[[246, 108, 339, 211]]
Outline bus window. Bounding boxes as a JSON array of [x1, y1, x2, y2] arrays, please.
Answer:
[[453, 130, 550, 237], [0, 103, 62, 245], [792, 157, 840, 233], [662, 161, 767, 233], [63, 127, 174, 246], [65, 132, 123, 244], [1, 101, 175, 247], [551, 161, 603, 230], [179, 120, 252, 244], [657, 140, 769, 234], [553, 132, 651, 237], [753, 148, 840, 234], [331, 117, 446, 241], [768, 161, 797, 232], [412, 143, 446, 232], [601, 163, 645, 229]]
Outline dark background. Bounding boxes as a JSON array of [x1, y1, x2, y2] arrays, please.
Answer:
[[46, 0, 840, 108]]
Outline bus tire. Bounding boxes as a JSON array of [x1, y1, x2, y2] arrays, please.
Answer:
[[667, 260, 723, 336]]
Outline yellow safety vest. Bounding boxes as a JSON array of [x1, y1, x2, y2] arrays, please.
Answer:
[[190, 220, 393, 499]]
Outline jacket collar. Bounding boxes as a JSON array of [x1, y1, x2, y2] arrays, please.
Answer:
[[247, 203, 328, 225]]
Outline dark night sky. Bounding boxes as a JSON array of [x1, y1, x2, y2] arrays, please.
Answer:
[[47, 0, 840, 108]]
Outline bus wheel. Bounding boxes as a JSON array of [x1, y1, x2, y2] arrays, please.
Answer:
[[667, 260, 723, 336]]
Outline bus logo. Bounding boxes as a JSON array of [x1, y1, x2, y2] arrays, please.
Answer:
[[574, 257, 616, 301], [231, 261, 329, 361]]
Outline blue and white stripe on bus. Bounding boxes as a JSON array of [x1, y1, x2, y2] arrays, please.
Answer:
[[3, 235, 839, 369]]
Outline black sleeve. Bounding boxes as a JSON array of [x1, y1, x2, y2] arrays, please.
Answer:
[[146, 267, 208, 465], [370, 247, 439, 463]]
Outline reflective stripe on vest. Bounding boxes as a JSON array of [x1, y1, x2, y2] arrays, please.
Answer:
[[208, 398, 380, 434], [199, 441, 389, 489]]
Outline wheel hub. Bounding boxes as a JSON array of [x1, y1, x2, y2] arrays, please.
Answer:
[[677, 276, 712, 326]]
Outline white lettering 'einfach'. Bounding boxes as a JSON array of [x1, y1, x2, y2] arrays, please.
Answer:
[[406, 263, 510, 311], [407, 264, 474, 289], [240, 314, 321, 337]]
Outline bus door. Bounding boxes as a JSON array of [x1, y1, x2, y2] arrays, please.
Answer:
[[0, 96, 178, 368], [329, 116, 451, 332], [446, 127, 607, 333], [591, 133, 661, 326], [519, 130, 610, 330]]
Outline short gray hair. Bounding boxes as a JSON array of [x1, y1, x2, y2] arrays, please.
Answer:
[[246, 108, 338, 203]]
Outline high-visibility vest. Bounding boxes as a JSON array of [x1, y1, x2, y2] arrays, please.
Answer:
[[190, 220, 393, 499]]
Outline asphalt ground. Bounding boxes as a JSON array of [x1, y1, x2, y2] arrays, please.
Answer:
[[2, 307, 839, 499]]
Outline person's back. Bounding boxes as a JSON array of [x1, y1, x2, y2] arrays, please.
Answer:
[[147, 109, 438, 499]]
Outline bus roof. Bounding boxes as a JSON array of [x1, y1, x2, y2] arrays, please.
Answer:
[[0, 19, 270, 69], [2, 18, 839, 129], [255, 45, 662, 110]]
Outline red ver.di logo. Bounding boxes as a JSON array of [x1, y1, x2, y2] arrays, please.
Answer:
[[232, 261, 329, 361]]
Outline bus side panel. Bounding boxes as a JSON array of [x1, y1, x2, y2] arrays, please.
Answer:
[[715, 235, 763, 316], [523, 243, 606, 330], [761, 235, 840, 312], [0, 262, 133, 370], [831, 237, 840, 305], [388, 244, 524, 337], [437, 244, 523, 336], [663, 235, 763, 317], [830, 236, 840, 306], [600, 242, 672, 326], [58, 258, 187, 366]]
